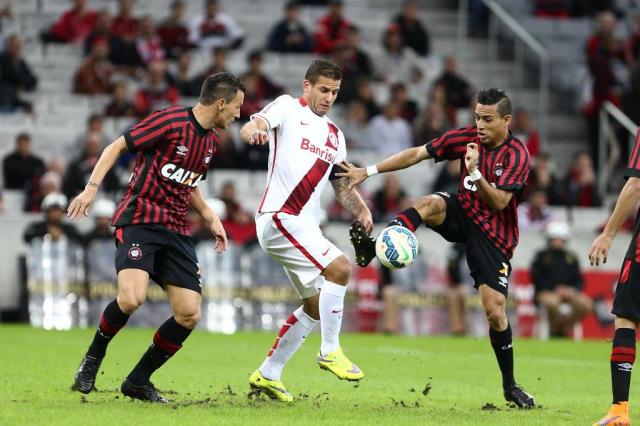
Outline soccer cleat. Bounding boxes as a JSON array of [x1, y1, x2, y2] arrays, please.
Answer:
[[249, 369, 293, 402], [72, 354, 102, 394], [503, 384, 535, 409], [121, 378, 168, 403], [317, 348, 364, 381], [349, 220, 376, 267], [593, 402, 630, 426]]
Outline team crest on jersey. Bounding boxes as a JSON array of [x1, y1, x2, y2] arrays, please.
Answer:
[[325, 123, 339, 150], [495, 167, 504, 177], [204, 149, 212, 165], [176, 145, 188, 156], [128, 243, 142, 260]]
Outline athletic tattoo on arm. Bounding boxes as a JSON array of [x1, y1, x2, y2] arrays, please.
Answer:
[[332, 177, 367, 215]]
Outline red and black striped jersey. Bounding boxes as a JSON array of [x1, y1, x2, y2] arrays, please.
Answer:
[[112, 106, 218, 236], [624, 129, 640, 261], [426, 126, 531, 258]]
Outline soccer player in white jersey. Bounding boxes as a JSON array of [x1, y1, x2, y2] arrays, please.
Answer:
[[239, 59, 373, 401]]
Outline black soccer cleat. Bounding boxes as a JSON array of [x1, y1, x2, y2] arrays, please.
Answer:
[[72, 354, 102, 394], [504, 384, 535, 409], [349, 220, 376, 267], [121, 378, 168, 403]]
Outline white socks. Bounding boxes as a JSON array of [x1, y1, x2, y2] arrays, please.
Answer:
[[259, 306, 317, 381], [319, 281, 347, 356]]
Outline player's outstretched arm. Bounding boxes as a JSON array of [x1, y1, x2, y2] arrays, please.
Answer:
[[336, 146, 430, 190], [190, 187, 228, 253], [239, 117, 269, 145], [331, 177, 373, 234], [589, 177, 640, 266], [67, 136, 128, 219]]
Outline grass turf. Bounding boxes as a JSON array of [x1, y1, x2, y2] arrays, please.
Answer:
[[0, 324, 633, 425]]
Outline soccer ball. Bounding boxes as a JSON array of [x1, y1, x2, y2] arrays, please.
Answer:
[[375, 225, 419, 269]]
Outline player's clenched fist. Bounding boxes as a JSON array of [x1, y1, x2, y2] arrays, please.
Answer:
[[465, 142, 479, 172], [248, 130, 269, 145]]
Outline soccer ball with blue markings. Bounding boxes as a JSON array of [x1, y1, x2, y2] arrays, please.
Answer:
[[375, 225, 419, 269]]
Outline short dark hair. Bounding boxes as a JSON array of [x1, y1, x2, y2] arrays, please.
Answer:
[[199, 72, 245, 105], [16, 132, 30, 143], [284, 0, 299, 11], [304, 59, 342, 84], [476, 88, 511, 117]]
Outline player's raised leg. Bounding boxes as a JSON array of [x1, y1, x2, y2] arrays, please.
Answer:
[[251, 299, 319, 402], [316, 255, 363, 381], [480, 284, 535, 408], [593, 317, 635, 426], [73, 268, 148, 394], [121, 285, 201, 403], [350, 194, 446, 267]]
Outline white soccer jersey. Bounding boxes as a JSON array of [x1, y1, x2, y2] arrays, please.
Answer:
[[252, 94, 347, 223]]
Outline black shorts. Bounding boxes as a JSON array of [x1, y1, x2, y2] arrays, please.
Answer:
[[612, 258, 640, 321], [115, 224, 202, 294], [427, 193, 511, 296]]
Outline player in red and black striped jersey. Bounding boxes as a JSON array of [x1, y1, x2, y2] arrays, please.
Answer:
[[589, 129, 640, 425], [67, 72, 245, 403], [339, 88, 535, 408]]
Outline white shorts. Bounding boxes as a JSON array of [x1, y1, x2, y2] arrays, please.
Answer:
[[256, 212, 343, 299]]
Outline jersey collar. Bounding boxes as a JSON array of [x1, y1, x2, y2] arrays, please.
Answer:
[[298, 97, 308, 107], [188, 107, 210, 137]]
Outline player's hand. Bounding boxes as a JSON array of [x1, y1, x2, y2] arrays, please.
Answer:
[[67, 187, 97, 219], [247, 130, 268, 145], [588, 233, 613, 266], [335, 161, 368, 190], [465, 143, 479, 173], [356, 209, 374, 235], [208, 215, 228, 253]]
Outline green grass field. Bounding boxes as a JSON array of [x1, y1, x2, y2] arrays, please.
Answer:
[[0, 325, 634, 425]]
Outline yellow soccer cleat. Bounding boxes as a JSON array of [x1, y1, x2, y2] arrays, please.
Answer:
[[249, 369, 293, 402], [316, 348, 364, 381], [593, 402, 630, 426]]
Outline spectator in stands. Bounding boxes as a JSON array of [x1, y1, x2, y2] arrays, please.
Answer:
[[623, 57, 640, 125], [2, 133, 45, 190], [625, 13, 640, 64], [392, 0, 430, 57], [73, 39, 114, 95], [135, 16, 166, 66], [189, 0, 245, 50], [313, 0, 351, 54], [84, 10, 115, 55], [526, 152, 561, 205], [267, 0, 312, 53], [431, 159, 461, 194], [239, 74, 268, 122], [367, 102, 413, 156], [434, 56, 474, 120], [218, 181, 257, 246], [531, 221, 593, 337], [353, 77, 380, 120], [158, 0, 191, 59], [371, 174, 409, 223], [192, 47, 229, 89], [332, 25, 373, 104], [24, 170, 63, 213], [375, 24, 424, 85], [389, 82, 418, 123], [63, 134, 120, 198], [341, 100, 370, 150], [168, 51, 200, 97], [534, 0, 572, 18], [42, 0, 98, 44], [74, 114, 110, 150], [446, 242, 467, 335], [518, 188, 554, 231], [83, 198, 116, 245], [562, 151, 602, 207], [510, 108, 540, 158], [23, 192, 82, 244], [241, 50, 283, 100], [104, 81, 136, 117], [414, 102, 450, 145], [109, 0, 140, 67], [133, 59, 179, 117], [0, 34, 37, 113]]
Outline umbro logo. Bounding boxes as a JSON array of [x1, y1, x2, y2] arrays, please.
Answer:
[[177, 145, 188, 156], [618, 362, 633, 372]]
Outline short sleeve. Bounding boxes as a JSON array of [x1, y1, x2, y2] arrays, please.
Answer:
[[495, 143, 531, 191], [425, 126, 476, 163], [124, 109, 173, 152], [625, 129, 640, 179], [251, 94, 291, 130], [329, 129, 347, 181]]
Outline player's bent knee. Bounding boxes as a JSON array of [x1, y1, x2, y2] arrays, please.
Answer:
[[116, 293, 145, 314], [484, 306, 507, 329], [174, 306, 201, 329], [323, 256, 351, 285]]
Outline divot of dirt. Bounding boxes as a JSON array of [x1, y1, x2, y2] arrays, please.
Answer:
[[422, 383, 431, 396], [482, 402, 500, 411]]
